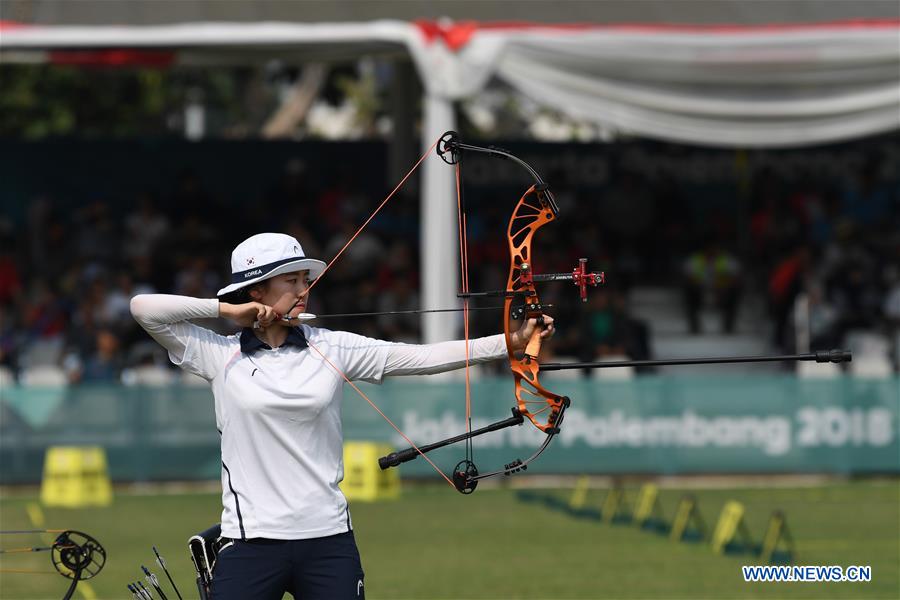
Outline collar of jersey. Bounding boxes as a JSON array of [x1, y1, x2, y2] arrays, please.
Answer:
[[240, 327, 308, 354]]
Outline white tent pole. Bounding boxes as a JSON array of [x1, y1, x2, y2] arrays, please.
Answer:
[[420, 93, 459, 344]]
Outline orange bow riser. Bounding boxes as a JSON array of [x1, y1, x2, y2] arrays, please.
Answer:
[[502, 183, 569, 435]]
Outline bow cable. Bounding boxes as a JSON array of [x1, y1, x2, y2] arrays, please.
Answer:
[[455, 158, 475, 471]]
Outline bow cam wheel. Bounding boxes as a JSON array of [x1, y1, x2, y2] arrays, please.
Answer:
[[452, 460, 479, 494], [52, 530, 106, 581]]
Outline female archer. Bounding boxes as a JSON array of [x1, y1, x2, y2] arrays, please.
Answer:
[[130, 232, 553, 600]]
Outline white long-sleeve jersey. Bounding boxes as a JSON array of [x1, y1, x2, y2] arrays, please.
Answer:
[[130, 294, 507, 540]]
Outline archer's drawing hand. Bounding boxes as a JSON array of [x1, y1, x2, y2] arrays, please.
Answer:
[[219, 301, 279, 329], [510, 315, 555, 352]]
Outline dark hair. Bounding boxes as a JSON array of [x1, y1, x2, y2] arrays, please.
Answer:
[[221, 280, 268, 304]]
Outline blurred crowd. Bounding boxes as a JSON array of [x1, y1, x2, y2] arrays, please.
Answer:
[[0, 148, 897, 385]]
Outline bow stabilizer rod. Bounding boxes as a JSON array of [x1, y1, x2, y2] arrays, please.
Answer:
[[378, 408, 526, 470], [541, 349, 852, 371]]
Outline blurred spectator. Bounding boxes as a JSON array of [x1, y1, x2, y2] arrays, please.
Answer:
[[0, 245, 22, 307], [73, 200, 119, 264], [806, 281, 841, 350], [884, 266, 900, 369], [682, 240, 741, 334], [884, 267, 900, 324], [0, 305, 18, 371], [170, 214, 219, 273], [65, 329, 124, 383], [580, 290, 650, 365], [825, 239, 882, 332], [104, 271, 156, 329], [768, 246, 810, 351], [376, 271, 420, 343], [323, 222, 383, 282], [842, 159, 893, 229], [22, 279, 67, 342], [174, 256, 219, 298], [123, 191, 171, 260]]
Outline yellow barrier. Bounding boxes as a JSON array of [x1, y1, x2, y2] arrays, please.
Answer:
[[711, 500, 754, 554], [633, 483, 665, 529], [601, 486, 629, 524], [760, 510, 795, 563], [669, 494, 707, 542], [567, 475, 590, 510], [340, 442, 400, 502], [40, 446, 112, 508]]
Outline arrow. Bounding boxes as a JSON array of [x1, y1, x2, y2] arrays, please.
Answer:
[[143, 565, 169, 600], [152, 547, 182, 600]]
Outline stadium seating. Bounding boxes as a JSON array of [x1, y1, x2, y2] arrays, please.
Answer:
[[121, 365, 176, 386], [20, 365, 68, 387], [0, 365, 15, 387]]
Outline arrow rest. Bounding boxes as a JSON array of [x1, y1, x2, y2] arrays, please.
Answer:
[[510, 302, 547, 321]]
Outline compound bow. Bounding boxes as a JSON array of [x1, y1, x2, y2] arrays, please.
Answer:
[[287, 130, 851, 494], [378, 132, 605, 492], [0, 529, 106, 600]]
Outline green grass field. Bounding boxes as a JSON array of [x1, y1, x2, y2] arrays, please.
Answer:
[[0, 480, 897, 599]]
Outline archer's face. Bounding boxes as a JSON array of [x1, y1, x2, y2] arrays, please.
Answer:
[[252, 271, 312, 320]]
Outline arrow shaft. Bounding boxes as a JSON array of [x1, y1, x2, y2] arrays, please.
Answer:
[[0, 546, 57, 553], [313, 305, 509, 319], [0, 530, 67, 535]]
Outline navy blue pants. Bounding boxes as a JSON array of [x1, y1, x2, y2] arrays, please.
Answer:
[[211, 531, 365, 600]]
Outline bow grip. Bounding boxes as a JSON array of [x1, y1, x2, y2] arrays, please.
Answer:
[[378, 447, 419, 470], [524, 322, 543, 359]]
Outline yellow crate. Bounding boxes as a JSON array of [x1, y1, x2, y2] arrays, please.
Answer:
[[340, 442, 400, 502], [40, 446, 113, 508]]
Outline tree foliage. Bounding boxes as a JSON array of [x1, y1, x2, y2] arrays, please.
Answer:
[[0, 64, 268, 139]]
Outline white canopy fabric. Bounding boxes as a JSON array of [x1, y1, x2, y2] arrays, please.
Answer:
[[406, 21, 900, 147], [2, 19, 899, 341]]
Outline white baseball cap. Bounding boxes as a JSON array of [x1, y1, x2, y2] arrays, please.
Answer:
[[216, 233, 326, 297]]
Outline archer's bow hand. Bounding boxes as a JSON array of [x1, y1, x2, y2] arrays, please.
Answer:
[[509, 315, 555, 353]]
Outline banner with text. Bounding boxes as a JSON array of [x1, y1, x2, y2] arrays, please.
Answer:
[[1, 376, 897, 483]]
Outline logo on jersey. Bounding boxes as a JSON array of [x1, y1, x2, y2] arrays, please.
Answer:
[[357, 579, 364, 596]]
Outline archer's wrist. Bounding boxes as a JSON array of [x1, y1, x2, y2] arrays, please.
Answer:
[[218, 301, 234, 319]]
